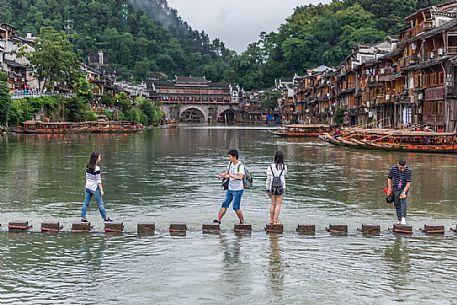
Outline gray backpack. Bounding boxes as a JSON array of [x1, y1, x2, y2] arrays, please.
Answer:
[[270, 165, 284, 195]]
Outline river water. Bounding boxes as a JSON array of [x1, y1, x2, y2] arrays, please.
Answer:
[[1, 127, 457, 304]]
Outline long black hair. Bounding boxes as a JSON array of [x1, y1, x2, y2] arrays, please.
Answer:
[[274, 151, 284, 170], [87, 152, 100, 171]]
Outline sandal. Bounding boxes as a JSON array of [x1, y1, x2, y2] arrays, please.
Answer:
[[213, 219, 221, 224]]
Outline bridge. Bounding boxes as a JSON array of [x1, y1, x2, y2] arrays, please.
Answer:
[[147, 76, 240, 123]]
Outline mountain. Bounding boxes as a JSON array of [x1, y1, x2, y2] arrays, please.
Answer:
[[0, 0, 234, 81]]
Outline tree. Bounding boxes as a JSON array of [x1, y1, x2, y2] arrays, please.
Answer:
[[261, 90, 282, 111], [333, 108, 345, 126], [24, 27, 81, 90], [115, 92, 131, 112], [0, 73, 12, 127], [75, 76, 94, 102], [138, 96, 164, 125]]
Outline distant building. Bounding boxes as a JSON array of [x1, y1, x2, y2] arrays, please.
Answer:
[[146, 76, 239, 123], [0, 21, 37, 91]]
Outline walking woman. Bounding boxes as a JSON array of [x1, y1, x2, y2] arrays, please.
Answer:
[[80, 152, 112, 223], [266, 151, 287, 225]]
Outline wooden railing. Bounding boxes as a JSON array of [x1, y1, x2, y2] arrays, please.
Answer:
[[424, 86, 445, 101]]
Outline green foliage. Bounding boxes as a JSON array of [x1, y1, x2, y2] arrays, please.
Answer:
[[86, 111, 98, 122], [137, 96, 164, 125], [7, 95, 63, 125], [261, 90, 282, 111], [76, 76, 95, 102], [333, 108, 345, 127], [0, 80, 12, 126], [115, 92, 132, 112], [101, 92, 115, 107], [4, 0, 234, 82], [23, 27, 81, 90], [65, 96, 91, 122], [104, 108, 113, 120]]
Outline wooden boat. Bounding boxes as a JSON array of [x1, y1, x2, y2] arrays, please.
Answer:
[[269, 124, 331, 137], [321, 128, 457, 153], [14, 120, 145, 134], [364, 131, 457, 153]]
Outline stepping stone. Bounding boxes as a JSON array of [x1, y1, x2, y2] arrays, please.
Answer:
[[71, 222, 92, 232], [234, 224, 252, 232], [296, 224, 315, 235], [202, 224, 220, 233], [137, 223, 155, 235], [265, 224, 283, 233], [421, 225, 445, 234], [169, 223, 187, 236], [326, 224, 348, 235], [8, 221, 32, 232], [105, 222, 124, 233], [41, 222, 62, 232], [359, 224, 380, 235], [393, 224, 413, 234]]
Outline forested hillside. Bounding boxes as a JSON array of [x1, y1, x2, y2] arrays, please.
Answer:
[[0, 0, 453, 89], [0, 0, 234, 81]]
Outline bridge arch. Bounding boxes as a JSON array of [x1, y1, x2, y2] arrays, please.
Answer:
[[179, 106, 207, 122]]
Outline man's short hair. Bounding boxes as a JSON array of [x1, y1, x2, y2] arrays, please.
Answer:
[[228, 149, 239, 159], [399, 160, 406, 166]]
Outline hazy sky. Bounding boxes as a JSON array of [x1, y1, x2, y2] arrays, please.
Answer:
[[167, 0, 328, 53]]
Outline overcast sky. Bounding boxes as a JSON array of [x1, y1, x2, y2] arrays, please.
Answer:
[[167, 0, 329, 53]]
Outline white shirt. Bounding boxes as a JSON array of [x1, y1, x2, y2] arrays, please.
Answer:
[[85, 165, 102, 192], [266, 163, 287, 191], [227, 162, 245, 191]]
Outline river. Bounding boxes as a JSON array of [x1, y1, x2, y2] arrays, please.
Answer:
[[1, 127, 457, 304]]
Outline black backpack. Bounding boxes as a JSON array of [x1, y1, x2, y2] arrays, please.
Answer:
[[270, 165, 284, 195]]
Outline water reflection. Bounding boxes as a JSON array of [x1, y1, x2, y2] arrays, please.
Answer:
[[268, 234, 284, 301], [384, 236, 411, 297]]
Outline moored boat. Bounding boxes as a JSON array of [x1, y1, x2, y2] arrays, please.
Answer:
[[14, 120, 145, 134], [320, 127, 457, 153], [269, 124, 331, 137]]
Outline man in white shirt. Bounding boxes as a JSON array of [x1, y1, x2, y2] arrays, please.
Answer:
[[214, 149, 246, 225]]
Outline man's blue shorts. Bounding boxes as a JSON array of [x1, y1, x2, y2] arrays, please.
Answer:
[[221, 189, 244, 211]]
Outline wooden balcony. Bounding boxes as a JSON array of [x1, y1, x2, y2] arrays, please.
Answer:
[[424, 86, 445, 101], [423, 114, 445, 126]]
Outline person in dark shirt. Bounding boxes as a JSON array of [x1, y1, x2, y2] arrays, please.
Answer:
[[387, 160, 412, 225]]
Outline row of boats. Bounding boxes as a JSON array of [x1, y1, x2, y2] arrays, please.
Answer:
[[13, 120, 145, 134], [270, 124, 457, 153]]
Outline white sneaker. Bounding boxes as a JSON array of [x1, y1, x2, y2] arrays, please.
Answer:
[[396, 220, 401, 225], [401, 218, 406, 225]]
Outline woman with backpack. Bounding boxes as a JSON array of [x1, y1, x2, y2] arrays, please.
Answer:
[[266, 151, 287, 225]]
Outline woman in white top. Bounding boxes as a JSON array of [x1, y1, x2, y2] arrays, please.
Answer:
[[266, 151, 287, 225], [80, 152, 112, 223]]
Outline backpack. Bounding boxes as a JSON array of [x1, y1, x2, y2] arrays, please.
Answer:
[[237, 163, 253, 189], [270, 165, 284, 195]]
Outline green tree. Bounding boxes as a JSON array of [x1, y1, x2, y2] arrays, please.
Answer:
[[65, 96, 90, 122], [0, 77, 12, 127], [261, 89, 282, 111], [75, 76, 94, 102], [115, 92, 132, 112], [138, 96, 164, 125], [24, 27, 80, 90], [333, 108, 345, 126]]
